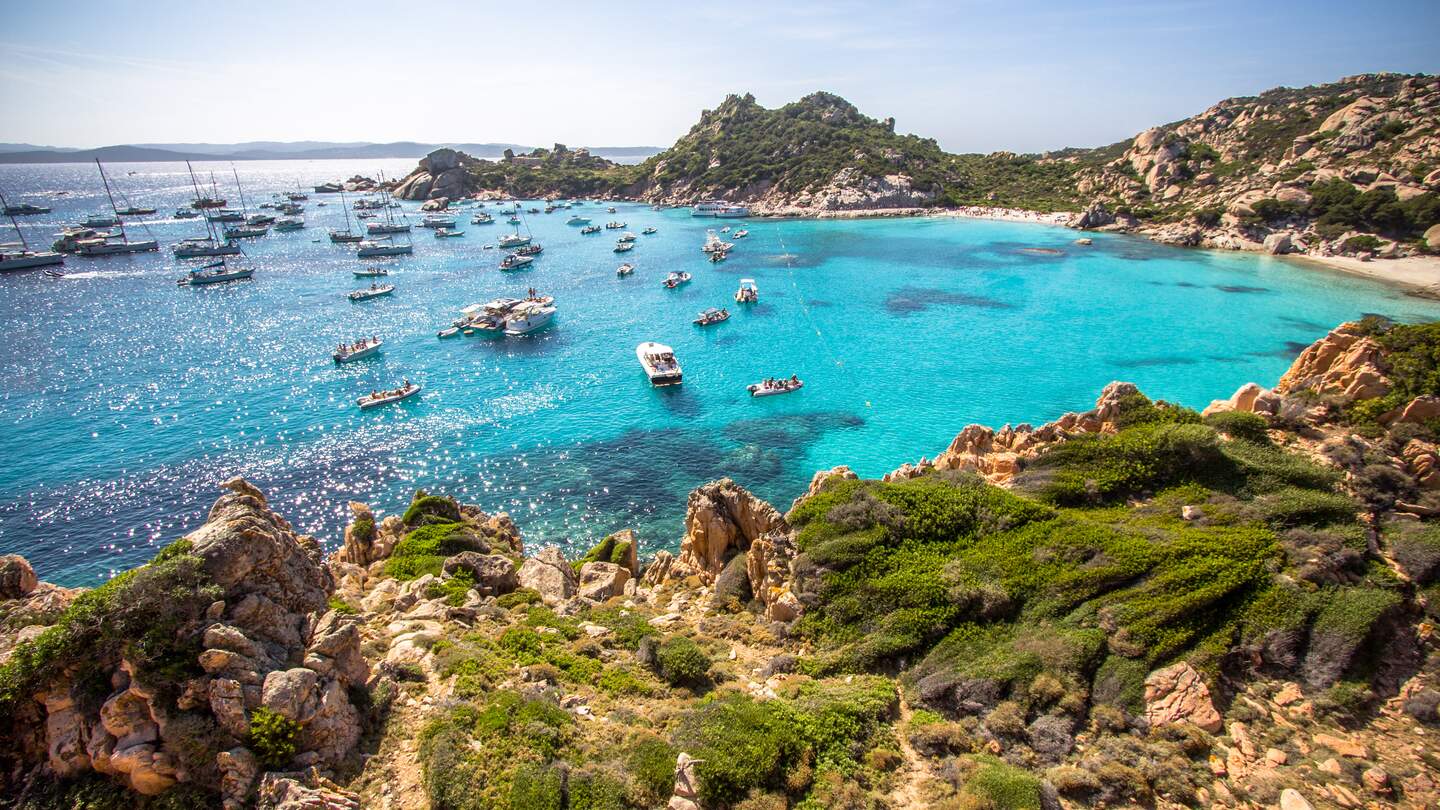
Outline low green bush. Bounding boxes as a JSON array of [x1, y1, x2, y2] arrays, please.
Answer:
[[628, 735, 680, 804], [656, 636, 710, 685], [402, 490, 463, 526], [248, 707, 300, 769], [1202, 411, 1270, 443], [574, 532, 634, 572], [960, 754, 1045, 809]]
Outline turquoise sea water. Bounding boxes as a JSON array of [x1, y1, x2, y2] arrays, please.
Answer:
[[3, 160, 1438, 586]]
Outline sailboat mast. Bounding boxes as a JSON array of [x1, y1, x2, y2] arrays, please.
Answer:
[[231, 165, 248, 215], [341, 190, 353, 231], [0, 188, 32, 250], [186, 160, 204, 204], [95, 159, 127, 240]]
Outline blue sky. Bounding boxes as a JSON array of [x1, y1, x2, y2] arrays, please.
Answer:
[[1, 0, 1436, 153]]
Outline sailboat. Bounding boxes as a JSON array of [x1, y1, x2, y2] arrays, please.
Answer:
[[330, 190, 363, 243], [366, 172, 411, 235], [223, 165, 269, 239], [174, 161, 242, 259], [0, 188, 63, 271], [75, 160, 159, 255]]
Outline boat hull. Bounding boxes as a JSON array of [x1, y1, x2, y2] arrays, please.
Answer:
[[0, 252, 64, 271]]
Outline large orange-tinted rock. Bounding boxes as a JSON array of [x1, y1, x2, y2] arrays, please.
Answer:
[[1274, 322, 1390, 402], [1144, 662, 1222, 732], [1383, 395, 1440, 426], [671, 479, 799, 622]]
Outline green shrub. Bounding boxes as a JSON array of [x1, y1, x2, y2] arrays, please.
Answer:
[[384, 521, 479, 581], [0, 539, 221, 721], [402, 490, 463, 526], [677, 693, 804, 806], [656, 636, 710, 685], [426, 570, 476, 606], [1389, 523, 1440, 584], [1250, 488, 1357, 528], [327, 596, 358, 615], [495, 588, 542, 609], [248, 707, 300, 769], [575, 531, 634, 572], [1203, 411, 1269, 443], [351, 516, 375, 543], [1342, 234, 1384, 253], [628, 735, 680, 803], [586, 606, 658, 649], [1020, 422, 1224, 505], [960, 755, 1044, 809]]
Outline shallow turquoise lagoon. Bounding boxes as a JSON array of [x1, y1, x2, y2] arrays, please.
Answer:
[[2, 160, 1437, 585]]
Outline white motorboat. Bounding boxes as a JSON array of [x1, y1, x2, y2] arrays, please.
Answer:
[[357, 240, 412, 258], [435, 228, 465, 238], [274, 217, 305, 232], [3, 202, 49, 215], [733, 229, 750, 238], [333, 336, 383, 363], [82, 214, 120, 228], [617, 232, 637, 243], [515, 243, 543, 256], [497, 233, 531, 248], [77, 238, 160, 256], [348, 283, 395, 301], [693, 307, 730, 326], [367, 221, 411, 235], [580, 225, 601, 235], [173, 236, 241, 259], [604, 221, 625, 229], [691, 200, 750, 218], [663, 271, 692, 289], [357, 382, 421, 409], [748, 378, 804, 397], [504, 302, 556, 335], [472, 213, 494, 224], [437, 326, 460, 338], [178, 259, 252, 286], [247, 214, 275, 226], [0, 247, 64, 271], [616, 263, 634, 276], [702, 230, 733, 253], [636, 342, 682, 386], [642, 227, 657, 235], [566, 215, 591, 225], [613, 241, 635, 253], [353, 267, 389, 277], [499, 253, 534, 270], [735, 279, 758, 303], [224, 224, 268, 239], [421, 214, 456, 229]]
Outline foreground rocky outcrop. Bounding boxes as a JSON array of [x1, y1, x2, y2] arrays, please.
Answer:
[[6, 321, 1440, 809]]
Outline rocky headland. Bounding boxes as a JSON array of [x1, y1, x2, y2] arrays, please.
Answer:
[[3, 317, 1440, 809]]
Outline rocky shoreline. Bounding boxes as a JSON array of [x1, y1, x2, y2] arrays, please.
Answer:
[[3, 320, 1440, 808]]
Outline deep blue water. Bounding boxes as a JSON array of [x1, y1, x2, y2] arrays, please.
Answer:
[[3, 160, 1438, 586]]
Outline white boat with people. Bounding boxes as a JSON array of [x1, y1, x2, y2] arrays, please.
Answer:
[[497, 233, 532, 248], [636, 342, 682, 386], [173, 208, 200, 219], [177, 259, 252, 286], [693, 307, 730, 326], [733, 229, 749, 238], [224, 224, 268, 239], [748, 376, 804, 397], [348, 283, 394, 301], [515, 243, 543, 256], [435, 228, 464, 238], [472, 213, 494, 224], [735, 278, 759, 303], [605, 221, 625, 229], [357, 381, 421, 409], [421, 214, 456, 229], [663, 271, 692, 288], [353, 267, 388, 277], [504, 301, 556, 335], [580, 225, 601, 235], [617, 232, 637, 243], [616, 263, 634, 276], [614, 241, 634, 253], [333, 336, 383, 363], [499, 253, 534, 270], [642, 227, 657, 235]]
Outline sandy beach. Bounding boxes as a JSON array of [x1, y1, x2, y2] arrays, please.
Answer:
[[1281, 254, 1440, 297]]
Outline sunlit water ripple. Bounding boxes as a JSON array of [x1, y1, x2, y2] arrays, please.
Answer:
[[3, 159, 1438, 586]]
